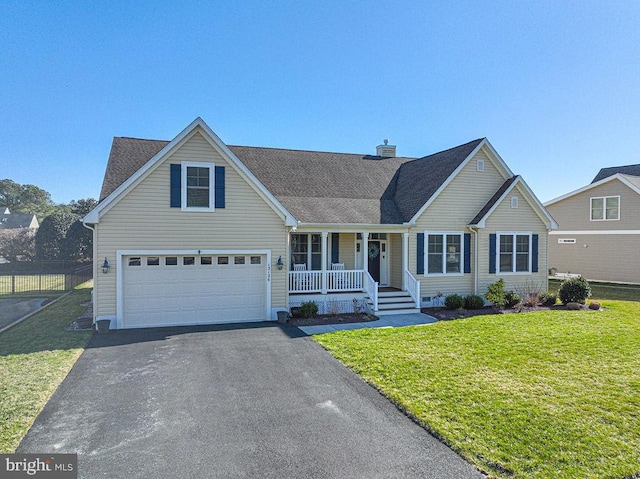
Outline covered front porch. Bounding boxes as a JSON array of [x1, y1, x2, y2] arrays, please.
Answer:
[[287, 230, 420, 313]]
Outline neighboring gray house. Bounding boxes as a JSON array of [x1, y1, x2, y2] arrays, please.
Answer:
[[0, 208, 39, 231], [545, 164, 640, 284]]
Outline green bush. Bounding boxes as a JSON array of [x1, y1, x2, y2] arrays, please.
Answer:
[[444, 294, 464, 310], [485, 279, 506, 307], [539, 291, 558, 307], [299, 301, 319, 318], [464, 295, 485, 310], [558, 276, 591, 304], [504, 291, 522, 308]]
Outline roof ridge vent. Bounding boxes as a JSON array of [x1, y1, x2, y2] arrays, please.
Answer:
[[376, 140, 396, 158]]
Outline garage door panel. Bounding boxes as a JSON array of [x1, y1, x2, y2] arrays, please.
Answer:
[[122, 254, 267, 328]]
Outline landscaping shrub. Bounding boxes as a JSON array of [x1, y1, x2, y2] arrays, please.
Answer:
[[539, 291, 558, 307], [558, 276, 591, 305], [299, 301, 319, 318], [464, 295, 485, 310], [444, 294, 464, 310], [504, 291, 522, 308], [485, 279, 506, 307]]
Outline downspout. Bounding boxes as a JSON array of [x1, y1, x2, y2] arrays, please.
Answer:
[[468, 226, 479, 295]]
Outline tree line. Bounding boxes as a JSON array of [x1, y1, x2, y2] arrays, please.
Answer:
[[0, 179, 97, 262]]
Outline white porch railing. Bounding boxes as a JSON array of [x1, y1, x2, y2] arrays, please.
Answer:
[[288, 271, 323, 293], [364, 271, 379, 311], [327, 270, 363, 292], [403, 269, 421, 308]]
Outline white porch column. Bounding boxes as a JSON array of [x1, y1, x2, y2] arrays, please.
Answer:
[[321, 231, 328, 294], [362, 232, 369, 274], [402, 232, 409, 290]]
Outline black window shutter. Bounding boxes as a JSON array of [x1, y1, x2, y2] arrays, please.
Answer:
[[489, 234, 496, 274], [464, 233, 471, 274], [331, 233, 339, 264], [417, 233, 424, 275], [532, 234, 539, 273], [170, 164, 181, 208], [215, 166, 225, 208]]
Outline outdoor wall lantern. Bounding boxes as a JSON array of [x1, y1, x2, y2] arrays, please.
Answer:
[[102, 257, 110, 274], [276, 256, 284, 270]]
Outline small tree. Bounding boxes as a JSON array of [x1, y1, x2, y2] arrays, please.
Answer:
[[0, 228, 35, 262], [558, 276, 591, 304], [485, 279, 506, 307], [62, 220, 93, 261], [35, 213, 78, 260]]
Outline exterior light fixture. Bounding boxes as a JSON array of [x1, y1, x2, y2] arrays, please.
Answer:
[[102, 257, 110, 274], [276, 256, 284, 270]]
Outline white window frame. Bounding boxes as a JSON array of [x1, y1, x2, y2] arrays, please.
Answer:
[[496, 231, 532, 274], [290, 233, 322, 270], [181, 161, 215, 212], [424, 231, 464, 276], [590, 196, 619, 221]]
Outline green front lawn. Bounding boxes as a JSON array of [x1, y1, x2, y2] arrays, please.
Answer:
[[315, 301, 640, 479], [0, 283, 93, 453]]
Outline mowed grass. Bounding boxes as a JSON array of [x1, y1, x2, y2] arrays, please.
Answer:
[[0, 283, 93, 453], [315, 301, 640, 479]]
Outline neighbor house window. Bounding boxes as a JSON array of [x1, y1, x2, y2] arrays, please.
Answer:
[[498, 233, 531, 273], [426, 232, 463, 275], [182, 162, 214, 211], [291, 233, 322, 270], [590, 196, 619, 221]]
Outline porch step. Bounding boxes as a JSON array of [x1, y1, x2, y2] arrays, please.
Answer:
[[366, 290, 421, 316]]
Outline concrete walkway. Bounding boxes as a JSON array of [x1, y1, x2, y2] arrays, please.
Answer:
[[298, 312, 438, 335]]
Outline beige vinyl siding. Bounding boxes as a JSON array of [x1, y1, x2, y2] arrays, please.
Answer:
[[338, 233, 356, 270], [389, 233, 402, 288], [548, 233, 640, 284], [410, 149, 506, 297], [94, 131, 288, 318], [547, 179, 640, 230], [478, 187, 549, 294]]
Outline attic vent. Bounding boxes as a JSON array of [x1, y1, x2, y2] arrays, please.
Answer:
[[477, 159, 485, 171], [376, 139, 396, 158]]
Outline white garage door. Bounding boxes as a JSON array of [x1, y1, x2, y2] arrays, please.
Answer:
[[122, 254, 267, 328]]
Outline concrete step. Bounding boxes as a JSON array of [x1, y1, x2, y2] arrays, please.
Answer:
[[376, 307, 422, 316]]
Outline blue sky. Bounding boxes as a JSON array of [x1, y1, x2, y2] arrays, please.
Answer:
[[1, 1, 638, 205]]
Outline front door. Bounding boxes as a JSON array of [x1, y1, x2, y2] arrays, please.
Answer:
[[368, 241, 381, 283]]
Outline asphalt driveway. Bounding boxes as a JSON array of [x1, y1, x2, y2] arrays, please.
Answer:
[[18, 322, 483, 478]]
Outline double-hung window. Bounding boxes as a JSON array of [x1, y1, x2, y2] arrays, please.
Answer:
[[590, 196, 619, 221], [426, 232, 463, 275], [498, 232, 531, 273], [182, 162, 214, 211], [291, 234, 322, 270]]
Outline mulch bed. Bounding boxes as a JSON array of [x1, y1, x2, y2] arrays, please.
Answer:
[[288, 313, 379, 327], [423, 303, 598, 321]]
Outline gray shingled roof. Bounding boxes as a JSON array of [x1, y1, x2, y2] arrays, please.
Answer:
[[100, 137, 169, 201], [99, 136, 485, 224], [469, 176, 518, 226], [592, 163, 640, 183], [0, 211, 38, 230]]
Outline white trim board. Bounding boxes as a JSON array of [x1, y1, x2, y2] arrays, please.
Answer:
[[549, 230, 640, 235]]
